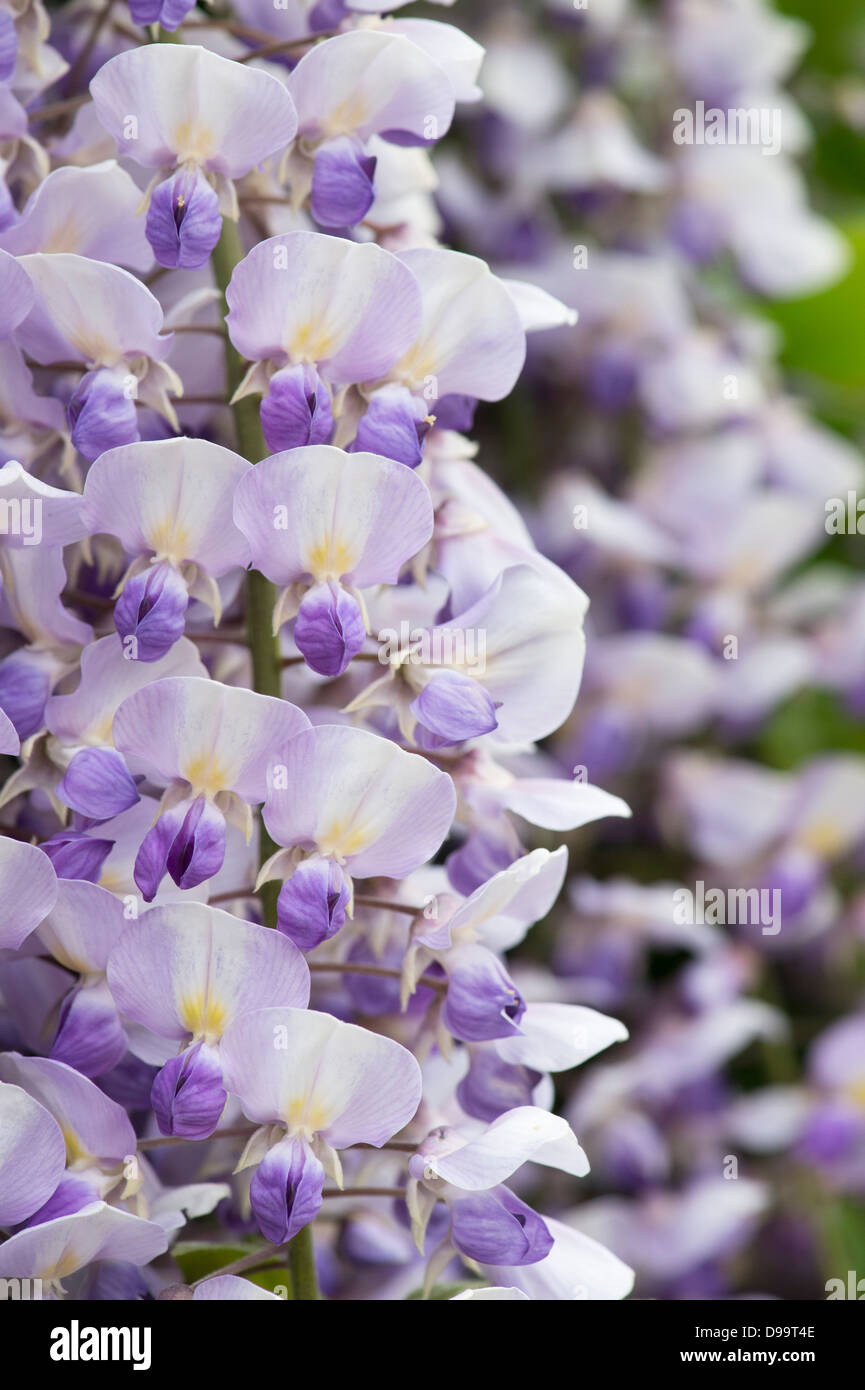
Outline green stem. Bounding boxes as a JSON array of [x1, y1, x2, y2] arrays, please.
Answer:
[[211, 218, 282, 931], [287, 1224, 320, 1301], [211, 217, 321, 1302]]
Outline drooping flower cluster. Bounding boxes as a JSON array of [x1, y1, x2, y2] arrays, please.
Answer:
[[0, 0, 639, 1302], [434, 0, 865, 1299]]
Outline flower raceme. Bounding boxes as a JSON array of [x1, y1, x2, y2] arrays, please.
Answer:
[[0, 5, 642, 1305]]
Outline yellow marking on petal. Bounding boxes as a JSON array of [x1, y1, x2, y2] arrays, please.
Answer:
[[798, 820, 845, 858], [284, 1095, 332, 1135], [147, 515, 191, 562], [844, 1078, 865, 1109], [323, 94, 372, 138], [317, 818, 371, 860], [42, 219, 81, 253], [394, 342, 440, 390], [85, 715, 116, 746], [183, 752, 230, 799], [178, 990, 228, 1042], [304, 534, 356, 582], [60, 1124, 89, 1166], [288, 318, 337, 364], [173, 119, 214, 164]]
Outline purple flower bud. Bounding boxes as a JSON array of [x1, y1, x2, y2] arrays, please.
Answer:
[[450, 1187, 553, 1266], [411, 671, 499, 747], [442, 943, 526, 1042], [68, 367, 139, 463], [134, 795, 226, 902], [56, 747, 140, 821], [146, 166, 222, 270], [151, 1041, 227, 1139], [260, 363, 334, 454], [129, 0, 197, 33], [351, 388, 431, 468], [114, 562, 189, 662], [250, 1136, 325, 1245], [40, 830, 114, 883], [51, 980, 129, 1077], [457, 1047, 541, 1124], [311, 136, 377, 229], [277, 854, 351, 950], [294, 580, 366, 678], [0, 652, 50, 741], [23, 1174, 99, 1230]]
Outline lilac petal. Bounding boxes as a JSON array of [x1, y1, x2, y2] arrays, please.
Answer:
[[442, 944, 526, 1042], [0, 1052, 137, 1166], [151, 1041, 227, 1139], [411, 671, 499, 745], [232, 443, 434, 589], [50, 979, 129, 1078], [0, 1083, 66, 1227], [260, 363, 334, 453], [0, 707, 18, 754], [450, 1188, 553, 1267], [249, 1136, 325, 1245], [40, 831, 114, 884], [128, 0, 164, 23], [130, 0, 196, 31], [83, 439, 252, 577], [294, 580, 366, 677], [114, 562, 189, 662], [67, 367, 139, 463], [0, 838, 58, 950], [133, 803, 185, 902], [90, 45, 298, 180], [277, 855, 351, 950], [224, 232, 421, 385], [311, 136, 377, 229], [0, 247, 33, 337], [56, 747, 140, 821], [0, 12, 18, 85], [134, 796, 226, 901], [351, 386, 431, 467], [0, 651, 50, 740], [193, 1275, 283, 1301], [146, 167, 222, 270], [114, 676, 310, 804], [0, 1203, 168, 1281], [0, 459, 87, 548], [166, 795, 227, 891], [458, 1049, 541, 1124], [263, 724, 455, 880], [106, 901, 310, 1042], [23, 1174, 99, 1229], [289, 29, 454, 147], [220, 1008, 422, 1148], [431, 393, 476, 432]]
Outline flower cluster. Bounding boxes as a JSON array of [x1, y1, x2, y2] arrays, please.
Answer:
[[0, 0, 639, 1302], [435, 0, 865, 1299]]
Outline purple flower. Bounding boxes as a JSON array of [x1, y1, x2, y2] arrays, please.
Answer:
[[249, 1136, 325, 1245], [114, 563, 190, 663], [67, 367, 139, 462], [277, 855, 351, 950], [294, 580, 367, 678], [311, 136, 377, 229], [260, 364, 334, 454], [146, 166, 222, 270]]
